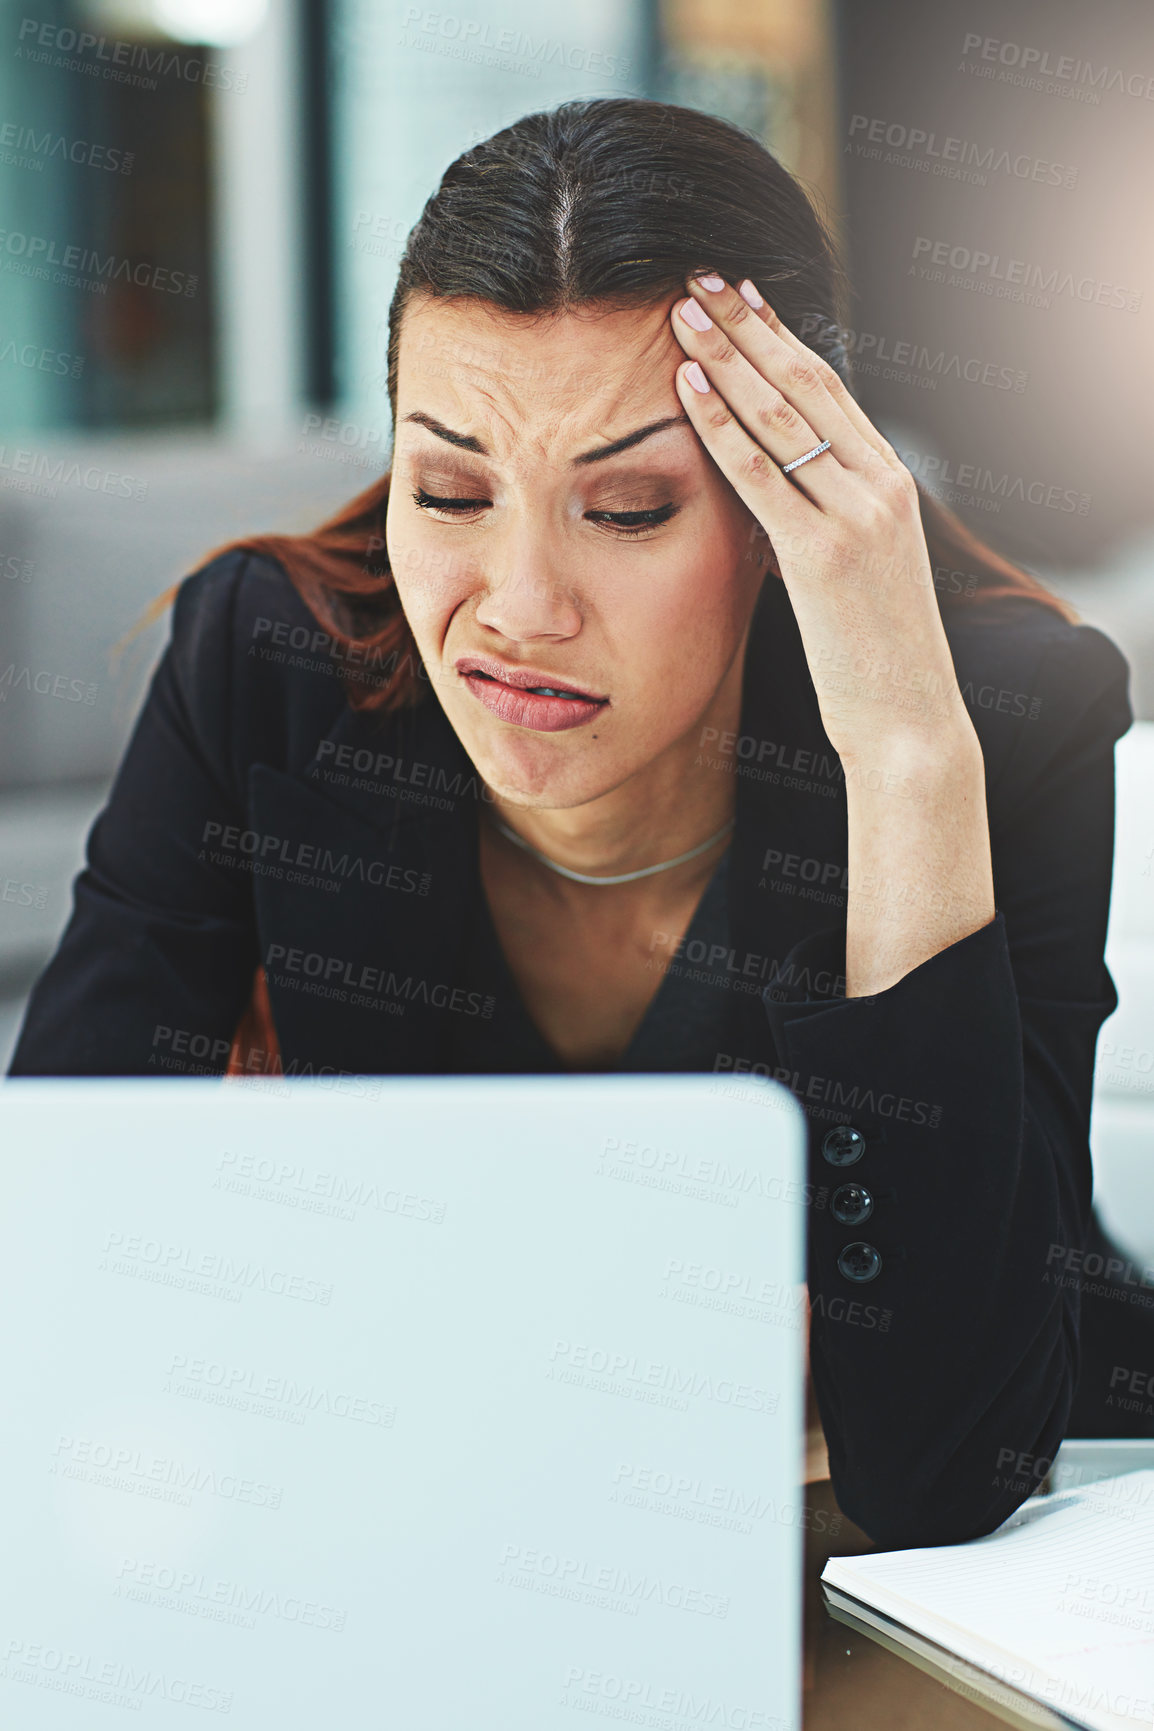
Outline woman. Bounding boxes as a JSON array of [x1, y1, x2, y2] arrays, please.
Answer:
[[10, 98, 1148, 1547]]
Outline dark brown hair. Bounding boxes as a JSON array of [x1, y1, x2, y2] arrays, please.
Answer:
[[222, 95, 1073, 721]]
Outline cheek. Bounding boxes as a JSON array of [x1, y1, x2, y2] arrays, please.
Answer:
[[386, 513, 473, 633], [600, 566, 745, 741], [627, 539, 750, 669]]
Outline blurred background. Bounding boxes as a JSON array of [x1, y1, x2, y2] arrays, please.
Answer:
[[1, 0, 1153, 1256]]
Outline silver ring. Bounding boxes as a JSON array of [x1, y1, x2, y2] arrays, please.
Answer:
[[781, 439, 831, 474]]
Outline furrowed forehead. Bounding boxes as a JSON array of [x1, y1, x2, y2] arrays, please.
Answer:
[[393, 293, 690, 465]]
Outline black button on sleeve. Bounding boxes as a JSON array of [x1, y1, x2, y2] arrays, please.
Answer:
[[822, 1124, 866, 1166], [837, 1242, 883, 1283], [831, 1183, 874, 1226]]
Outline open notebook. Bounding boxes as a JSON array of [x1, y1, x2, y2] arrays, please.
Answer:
[[822, 1470, 1154, 1731]]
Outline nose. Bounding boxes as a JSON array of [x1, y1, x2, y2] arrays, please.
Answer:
[[473, 519, 582, 642]]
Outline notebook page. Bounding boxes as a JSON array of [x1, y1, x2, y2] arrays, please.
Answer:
[[823, 1470, 1154, 1731]]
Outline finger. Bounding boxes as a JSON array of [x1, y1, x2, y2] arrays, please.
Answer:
[[681, 275, 879, 477], [673, 357, 811, 535], [672, 295, 843, 506], [723, 279, 906, 474]]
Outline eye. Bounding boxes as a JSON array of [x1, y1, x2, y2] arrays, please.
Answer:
[[585, 504, 680, 537], [411, 487, 491, 517], [411, 489, 679, 537]]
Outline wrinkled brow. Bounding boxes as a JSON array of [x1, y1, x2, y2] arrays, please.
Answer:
[[401, 411, 691, 465]]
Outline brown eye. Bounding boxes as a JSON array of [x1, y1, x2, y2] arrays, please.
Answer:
[[585, 504, 679, 536], [412, 488, 491, 515]]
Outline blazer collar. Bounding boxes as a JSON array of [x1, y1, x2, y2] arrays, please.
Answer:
[[299, 680, 483, 853]]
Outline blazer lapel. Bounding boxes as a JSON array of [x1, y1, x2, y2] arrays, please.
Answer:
[[246, 693, 490, 1075]]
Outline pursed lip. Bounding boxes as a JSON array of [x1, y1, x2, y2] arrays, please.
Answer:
[[453, 654, 608, 704]]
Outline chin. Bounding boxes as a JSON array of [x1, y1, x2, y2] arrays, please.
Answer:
[[461, 723, 622, 812]]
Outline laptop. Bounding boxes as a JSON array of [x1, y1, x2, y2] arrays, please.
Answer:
[[0, 1075, 806, 1729]]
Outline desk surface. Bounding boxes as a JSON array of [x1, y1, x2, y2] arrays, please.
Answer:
[[805, 1443, 1154, 1728], [804, 1481, 1027, 1731]]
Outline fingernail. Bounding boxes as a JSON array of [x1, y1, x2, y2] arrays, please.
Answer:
[[679, 298, 713, 332], [738, 279, 764, 308], [683, 361, 710, 394], [695, 273, 726, 292]]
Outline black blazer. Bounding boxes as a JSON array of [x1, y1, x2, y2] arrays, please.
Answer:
[[10, 549, 1146, 1547]]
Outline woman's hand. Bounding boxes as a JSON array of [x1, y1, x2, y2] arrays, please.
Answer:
[[670, 274, 996, 995], [670, 273, 968, 770]]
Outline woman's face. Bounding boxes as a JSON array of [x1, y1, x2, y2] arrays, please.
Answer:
[[386, 292, 766, 809]]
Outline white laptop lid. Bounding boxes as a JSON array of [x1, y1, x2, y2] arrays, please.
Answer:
[[0, 1075, 806, 1730]]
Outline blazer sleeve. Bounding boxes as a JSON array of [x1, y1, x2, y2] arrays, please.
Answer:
[[7, 552, 262, 1078], [761, 622, 1133, 1549]]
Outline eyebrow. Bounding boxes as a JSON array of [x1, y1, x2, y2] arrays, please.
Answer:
[[400, 411, 691, 466]]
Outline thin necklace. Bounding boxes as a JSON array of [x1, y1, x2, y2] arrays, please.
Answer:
[[490, 815, 735, 886]]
